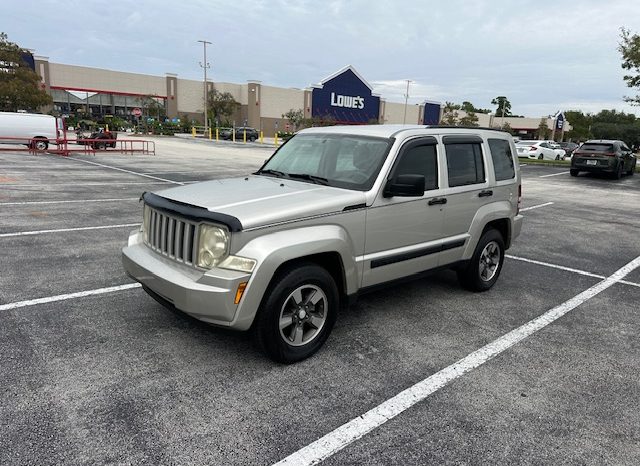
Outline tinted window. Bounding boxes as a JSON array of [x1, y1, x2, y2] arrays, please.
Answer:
[[488, 139, 515, 181], [393, 144, 438, 190], [445, 143, 485, 187], [580, 143, 614, 152]]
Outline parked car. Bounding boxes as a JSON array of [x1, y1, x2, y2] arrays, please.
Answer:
[[570, 139, 636, 179], [0, 111, 63, 150], [122, 125, 523, 362], [558, 142, 579, 157], [515, 140, 565, 160], [220, 127, 259, 142], [77, 129, 118, 150]]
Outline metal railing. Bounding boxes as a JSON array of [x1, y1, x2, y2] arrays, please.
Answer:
[[0, 136, 155, 156]]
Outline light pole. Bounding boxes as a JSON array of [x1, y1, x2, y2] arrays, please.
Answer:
[[402, 79, 411, 125], [198, 40, 212, 136]]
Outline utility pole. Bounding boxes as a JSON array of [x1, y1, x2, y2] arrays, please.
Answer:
[[198, 40, 212, 136], [402, 79, 411, 125]]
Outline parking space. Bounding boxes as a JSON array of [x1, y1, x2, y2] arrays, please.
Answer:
[[1, 139, 639, 465]]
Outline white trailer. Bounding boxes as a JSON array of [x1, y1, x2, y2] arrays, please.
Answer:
[[0, 112, 63, 150]]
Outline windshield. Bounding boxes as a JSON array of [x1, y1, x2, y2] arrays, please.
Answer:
[[257, 133, 392, 190], [579, 143, 614, 152]]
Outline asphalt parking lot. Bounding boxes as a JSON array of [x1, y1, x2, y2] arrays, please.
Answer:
[[1, 138, 639, 465]]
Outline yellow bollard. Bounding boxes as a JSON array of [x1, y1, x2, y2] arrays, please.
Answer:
[[209, 127, 212, 140], [275, 131, 279, 147], [243, 129, 247, 143], [232, 129, 236, 143], [216, 128, 219, 141], [260, 131, 263, 144], [192, 127, 196, 137]]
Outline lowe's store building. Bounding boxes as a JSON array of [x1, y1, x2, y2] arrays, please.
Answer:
[[33, 56, 441, 135]]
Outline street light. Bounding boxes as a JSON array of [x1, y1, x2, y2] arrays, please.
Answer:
[[198, 40, 212, 136], [402, 79, 412, 125]]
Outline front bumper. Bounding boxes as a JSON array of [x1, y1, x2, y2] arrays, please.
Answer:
[[122, 231, 252, 328]]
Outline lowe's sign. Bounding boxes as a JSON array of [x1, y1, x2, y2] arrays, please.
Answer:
[[312, 66, 380, 124]]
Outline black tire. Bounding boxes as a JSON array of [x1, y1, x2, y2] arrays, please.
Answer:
[[253, 263, 338, 363], [249, 136, 256, 142], [614, 161, 623, 179], [570, 169, 579, 177], [555, 154, 560, 161], [538, 154, 543, 160], [457, 229, 505, 292], [96, 142, 107, 150], [31, 139, 48, 151]]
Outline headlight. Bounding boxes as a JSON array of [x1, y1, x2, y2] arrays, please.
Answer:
[[197, 224, 229, 268], [142, 205, 151, 242]]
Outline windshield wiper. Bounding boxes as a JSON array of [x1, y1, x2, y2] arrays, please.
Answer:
[[287, 173, 330, 185], [256, 168, 289, 178]]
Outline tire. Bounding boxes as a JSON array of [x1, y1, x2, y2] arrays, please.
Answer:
[[555, 154, 560, 161], [31, 139, 48, 151], [614, 161, 623, 179], [96, 142, 107, 150], [457, 229, 505, 292], [538, 154, 543, 160], [253, 263, 338, 363], [249, 136, 256, 142], [570, 169, 579, 177]]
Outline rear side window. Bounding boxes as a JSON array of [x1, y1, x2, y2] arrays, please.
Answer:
[[393, 144, 438, 190], [445, 143, 485, 187], [488, 139, 515, 181]]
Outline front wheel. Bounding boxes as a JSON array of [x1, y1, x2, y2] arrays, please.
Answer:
[[614, 161, 623, 179], [570, 169, 579, 177], [253, 263, 338, 363], [627, 162, 635, 176], [457, 229, 505, 292], [31, 139, 48, 151]]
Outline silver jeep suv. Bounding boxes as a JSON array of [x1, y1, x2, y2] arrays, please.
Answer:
[[122, 125, 523, 363]]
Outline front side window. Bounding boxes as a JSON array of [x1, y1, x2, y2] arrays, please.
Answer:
[[488, 138, 515, 181], [258, 134, 392, 190], [445, 143, 485, 187], [391, 143, 438, 190]]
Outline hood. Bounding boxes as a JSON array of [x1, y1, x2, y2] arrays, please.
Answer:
[[154, 175, 366, 230]]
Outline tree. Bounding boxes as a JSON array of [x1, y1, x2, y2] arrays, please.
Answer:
[[458, 110, 479, 126], [440, 101, 460, 125], [536, 119, 551, 139], [461, 101, 491, 114], [207, 89, 240, 125], [491, 96, 512, 117], [282, 108, 304, 131], [618, 27, 640, 105], [564, 110, 592, 141], [0, 32, 52, 112]]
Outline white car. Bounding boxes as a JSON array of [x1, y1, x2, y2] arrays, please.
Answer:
[[516, 140, 566, 161]]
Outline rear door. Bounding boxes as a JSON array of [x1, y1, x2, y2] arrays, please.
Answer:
[[438, 135, 493, 266]]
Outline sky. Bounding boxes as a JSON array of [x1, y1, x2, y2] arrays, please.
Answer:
[[2, 0, 640, 117]]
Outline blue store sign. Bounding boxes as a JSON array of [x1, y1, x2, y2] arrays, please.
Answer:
[[555, 112, 565, 130], [312, 65, 380, 124], [423, 101, 442, 125]]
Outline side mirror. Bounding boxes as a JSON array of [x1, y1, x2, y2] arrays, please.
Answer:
[[383, 174, 425, 198]]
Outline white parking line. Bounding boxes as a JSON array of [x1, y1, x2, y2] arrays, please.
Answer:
[[507, 254, 640, 289], [1, 181, 176, 187], [0, 223, 140, 238], [520, 202, 554, 212], [273, 254, 640, 466], [0, 198, 138, 206], [539, 172, 568, 178], [64, 156, 184, 185], [0, 283, 142, 311]]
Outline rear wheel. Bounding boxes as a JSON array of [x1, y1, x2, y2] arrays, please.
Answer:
[[538, 154, 543, 160], [254, 263, 338, 363], [614, 161, 623, 179], [570, 169, 579, 177], [95, 142, 107, 150], [457, 229, 505, 292]]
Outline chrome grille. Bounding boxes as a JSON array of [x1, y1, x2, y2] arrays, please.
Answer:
[[145, 208, 198, 265]]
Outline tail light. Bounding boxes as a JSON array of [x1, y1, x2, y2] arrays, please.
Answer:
[[517, 184, 522, 214], [603, 151, 616, 157], [529, 146, 537, 151]]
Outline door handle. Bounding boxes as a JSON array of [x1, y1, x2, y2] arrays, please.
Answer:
[[478, 190, 493, 197], [428, 197, 447, 206]]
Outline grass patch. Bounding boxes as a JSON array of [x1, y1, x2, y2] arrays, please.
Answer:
[[518, 158, 570, 167]]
